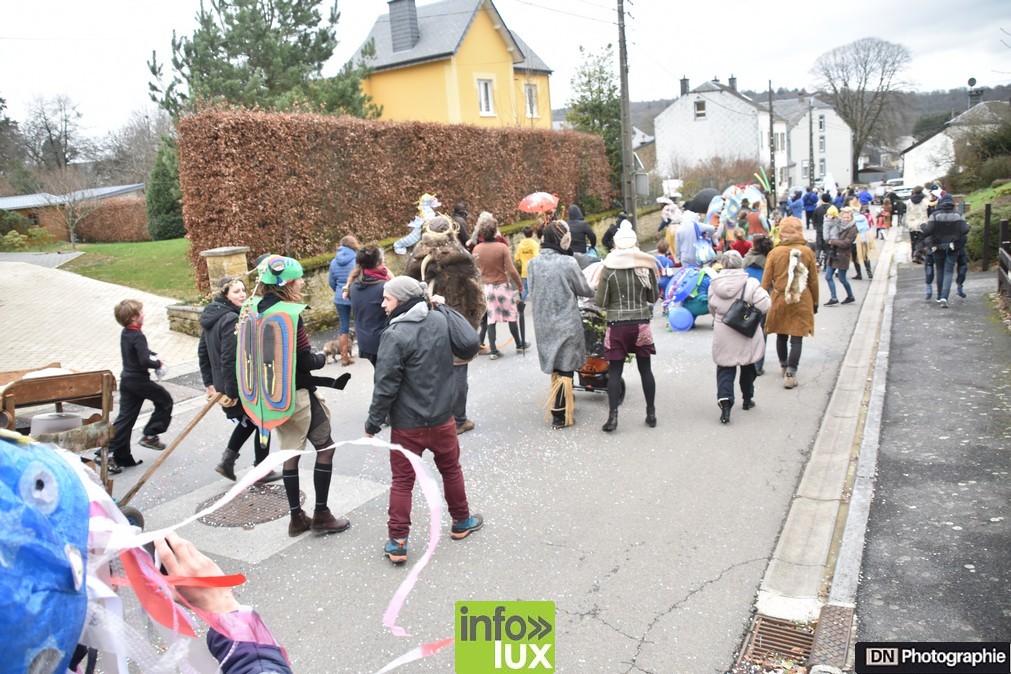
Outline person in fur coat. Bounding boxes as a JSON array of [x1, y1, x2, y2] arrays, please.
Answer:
[[527, 220, 595, 429], [403, 215, 487, 434], [708, 250, 772, 423], [760, 217, 819, 389]]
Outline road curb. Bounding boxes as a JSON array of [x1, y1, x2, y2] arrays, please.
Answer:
[[755, 231, 897, 622]]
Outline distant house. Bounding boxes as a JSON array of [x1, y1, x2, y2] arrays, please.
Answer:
[[901, 101, 1011, 188], [357, 0, 552, 128], [653, 77, 853, 195], [0, 183, 146, 242]]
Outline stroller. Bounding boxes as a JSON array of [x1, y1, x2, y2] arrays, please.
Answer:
[[574, 306, 625, 404]]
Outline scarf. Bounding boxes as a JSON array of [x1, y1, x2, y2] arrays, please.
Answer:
[[603, 248, 657, 287], [363, 266, 390, 281]]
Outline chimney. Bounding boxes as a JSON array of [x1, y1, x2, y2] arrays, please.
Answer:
[[680, 76, 689, 96], [388, 0, 420, 53], [967, 87, 984, 109], [728, 75, 737, 92]]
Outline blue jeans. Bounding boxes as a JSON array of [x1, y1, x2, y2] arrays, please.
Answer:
[[933, 247, 961, 300], [335, 303, 352, 335], [825, 266, 853, 301]]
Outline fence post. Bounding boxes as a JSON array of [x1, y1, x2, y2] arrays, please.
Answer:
[[982, 203, 991, 272], [1001, 220, 1010, 299]]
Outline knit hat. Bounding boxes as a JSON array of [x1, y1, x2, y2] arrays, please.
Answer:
[[613, 220, 637, 249], [826, 206, 839, 217], [779, 216, 804, 240], [383, 276, 426, 302], [938, 194, 955, 208], [257, 255, 303, 286], [542, 220, 572, 251]]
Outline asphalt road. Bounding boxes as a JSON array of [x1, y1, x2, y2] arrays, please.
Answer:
[[116, 271, 872, 673]]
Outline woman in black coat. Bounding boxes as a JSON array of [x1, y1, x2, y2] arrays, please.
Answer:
[[347, 244, 390, 367], [198, 276, 279, 482]]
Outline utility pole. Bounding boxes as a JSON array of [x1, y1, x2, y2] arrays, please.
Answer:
[[768, 81, 776, 210], [617, 0, 636, 229], [808, 95, 815, 189]]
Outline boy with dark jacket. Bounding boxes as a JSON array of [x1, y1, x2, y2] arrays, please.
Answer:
[[921, 194, 970, 307], [107, 299, 173, 472]]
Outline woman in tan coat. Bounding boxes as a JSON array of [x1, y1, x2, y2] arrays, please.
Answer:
[[760, 217, 819, 389], [708, 250, 772, 423]]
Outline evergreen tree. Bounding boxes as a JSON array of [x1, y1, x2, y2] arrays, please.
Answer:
[[148, 0, 379, 119], [566, 45, 623, 197], [146, 137, 184, 240]]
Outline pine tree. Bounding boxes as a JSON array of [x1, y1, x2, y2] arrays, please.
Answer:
[[146, 137, 184, 240], [566, 45, 623, 197]]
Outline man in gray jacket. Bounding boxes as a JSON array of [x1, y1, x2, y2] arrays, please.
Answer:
[[365, 276, 483, 563], [921, 194, 970, 307]]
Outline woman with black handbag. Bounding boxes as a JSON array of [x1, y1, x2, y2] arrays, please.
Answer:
[[707, 250, 772, 423]]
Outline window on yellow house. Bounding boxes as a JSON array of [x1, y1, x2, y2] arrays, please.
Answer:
[[478, 79, 495, 116], [525, 84, 538, 118]]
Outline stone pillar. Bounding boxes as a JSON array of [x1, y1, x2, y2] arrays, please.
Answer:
[[200, 246, 251, 290]]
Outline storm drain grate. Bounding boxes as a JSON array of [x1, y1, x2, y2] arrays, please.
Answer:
[[197, 485, 304, 529], [737, 614, 815, 669], [809, 603, 854, 666]]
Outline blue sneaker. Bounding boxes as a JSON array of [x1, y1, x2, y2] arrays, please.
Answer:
[[384, 538, 407, 564], [451, 514, 484, 540]]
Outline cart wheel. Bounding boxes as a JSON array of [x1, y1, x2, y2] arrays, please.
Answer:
[[121, 506, 145, 530], [618, 378, 626, 405]]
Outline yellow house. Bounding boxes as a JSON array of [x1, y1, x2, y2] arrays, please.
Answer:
[[359, 0, 552, 129]]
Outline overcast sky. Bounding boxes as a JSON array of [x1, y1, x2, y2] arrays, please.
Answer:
[[1, 0, 1008, 139]]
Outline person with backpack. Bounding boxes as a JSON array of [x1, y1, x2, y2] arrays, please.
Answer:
[[760, 217, 819, 389]]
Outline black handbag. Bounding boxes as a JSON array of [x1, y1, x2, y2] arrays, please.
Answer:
[[433, 303, 480, 360], [722, 280, 763, 338]]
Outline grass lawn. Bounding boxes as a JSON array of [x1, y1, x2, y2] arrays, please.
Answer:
[[60, 238, 200, 301]]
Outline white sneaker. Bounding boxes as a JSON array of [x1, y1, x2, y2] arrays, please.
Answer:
[[937, 298, 948, 308]]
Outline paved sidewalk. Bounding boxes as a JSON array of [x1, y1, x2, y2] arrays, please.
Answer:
[[0, 261, 198, 374]]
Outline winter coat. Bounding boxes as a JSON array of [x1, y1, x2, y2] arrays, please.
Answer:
[[198, 298, 240, 398], [595, 249, 659, 322], [206, 614, 292, 674], [826, 221, 857, 270], [566, 205, 597, 253], [708, 270, 772, 367], [761, 238, 819, 337], [802, 191, 818, 212], [905, 194, 929, 232], [675, 212, 716, 267], [119, 327, 161, 381], [327, 246, 357, 307], [348, 275, 387, 357], [404, 235, 486, 329], [789, 195, 804, 218], [527, 248, 594, 374], [922, 198, 969, 251], [365, 299, 455, 434]]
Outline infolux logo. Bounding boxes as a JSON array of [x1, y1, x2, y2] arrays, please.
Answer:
[[455, 601, 555, 671]]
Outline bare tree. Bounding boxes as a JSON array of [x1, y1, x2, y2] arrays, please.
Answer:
[[20, 96, 93, 171], [40, 167, 101, 249], [812, 38, 911, 179], [96, 107, 174, 185]]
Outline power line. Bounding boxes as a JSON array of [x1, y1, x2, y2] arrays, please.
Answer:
[[511, 0, 617, 25]]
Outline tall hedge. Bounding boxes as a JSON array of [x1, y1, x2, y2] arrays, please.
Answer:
[[77, 197, 151, 242], [177, 110, 612, 288]]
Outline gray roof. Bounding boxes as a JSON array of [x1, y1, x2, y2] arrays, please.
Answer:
[[360, 0, 534, 73], [757, 97, 833, 126], [512, 33, 550, 74], [0, 193, 62, 211], [0, 184, 145, 212]]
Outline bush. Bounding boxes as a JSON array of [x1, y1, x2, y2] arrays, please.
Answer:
[[25, 226, 53, 247], [978, 156, 1011, 190], [0, 210, 28, 236], [966, 200, 1011, 263], [1, 230, 28, 251]]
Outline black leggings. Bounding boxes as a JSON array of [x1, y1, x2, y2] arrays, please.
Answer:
[[776, 335, 803, 373], [606, 356, 656, 410], [480, 316, 521, 351]]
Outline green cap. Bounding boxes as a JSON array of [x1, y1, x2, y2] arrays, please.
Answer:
[[257, 255, 303, 286]]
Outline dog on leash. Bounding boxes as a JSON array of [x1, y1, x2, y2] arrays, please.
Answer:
[[322, 328, 357, 364]]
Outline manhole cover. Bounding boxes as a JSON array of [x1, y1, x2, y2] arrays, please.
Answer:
[[197, 485, 304, 529], [737, 613, 815, 669], [809, 603, 854, 666]]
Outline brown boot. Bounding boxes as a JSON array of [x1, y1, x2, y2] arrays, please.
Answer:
[[311, 507, 350, 534], [339, 333, 354, 366], [288, 510, 312, 537]]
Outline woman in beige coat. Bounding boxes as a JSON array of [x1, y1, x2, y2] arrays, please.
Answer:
[[708, 250, 772, 423], [760, 217, 819, 389]]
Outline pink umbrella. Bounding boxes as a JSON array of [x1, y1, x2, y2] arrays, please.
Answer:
[[517, 192, 559, 214]]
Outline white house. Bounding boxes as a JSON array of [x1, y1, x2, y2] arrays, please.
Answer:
[[901, 101, 1011, 188], [653, 78, 853, 195]]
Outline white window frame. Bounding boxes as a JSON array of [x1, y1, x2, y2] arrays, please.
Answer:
[[524, 84, 538, 118], [801, 160, 810, 180], [818, 114, 825, 131], [819, 158, 826, 177], [693, 100, 706, 120], [478, 79, 495, 116], [819, 135, 826, 153]]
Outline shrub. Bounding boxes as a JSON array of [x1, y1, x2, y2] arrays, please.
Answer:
[[1, 230, 28, 251], [978, 156, 1011, 190], [25, 226, 53, 247], [966, 199, 1011, 263], [0, 210, 28, 236], [77, 197, 151, 243]]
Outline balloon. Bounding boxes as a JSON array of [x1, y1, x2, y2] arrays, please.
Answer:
[[668, 306, 694, 331]]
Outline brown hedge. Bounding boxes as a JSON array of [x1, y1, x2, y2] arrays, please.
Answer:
[[77, 197, 150, 243], [177, 109, 612, 289]]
